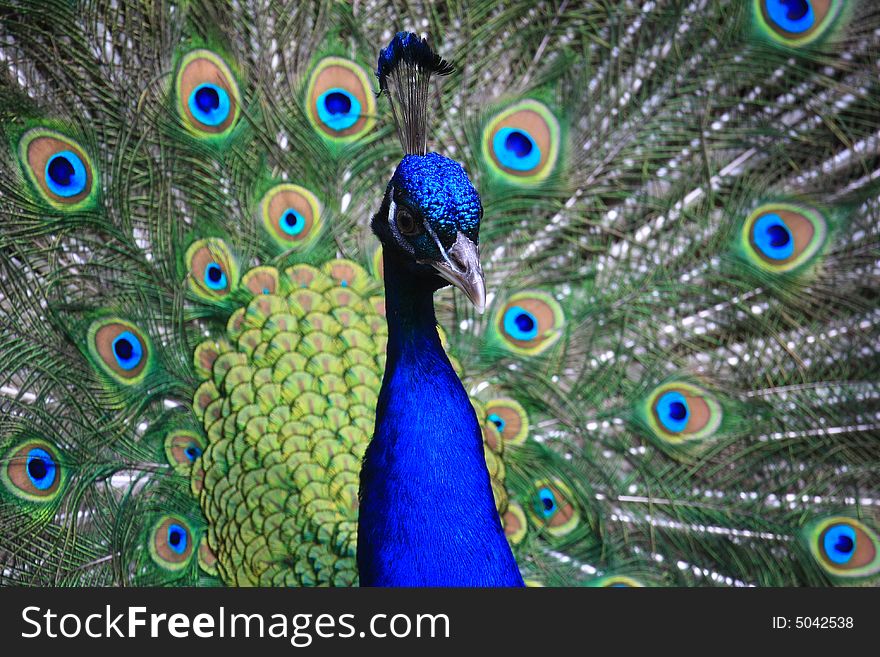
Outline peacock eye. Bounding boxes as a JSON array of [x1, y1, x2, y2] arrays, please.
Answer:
[[757, 0, 842, 46], [167, 523, 189, 555], [503, 306, 539, 341], [185, 238, 238, 300], [204, 262, 227, 290], [644, 381, 723, 446], [482, 99, 560, 184], [485, 398, 530, 446], [318, 89, 359, 131], [149, 516, 195, 570], [175, 50, 240, 137], [823, 524, 856, 564], [189, 84, 231, 127], [804, 516, 880, 579], [112, 331, 144, 371], [527, 478, 580, 536], [280, 209, 307, 236], [260, 184, 323, 250], [2, 440, 65, 502], [164, 429, 206, 474], [306, 57, 376, 143], [396, 209, 422, 237], [488, 413, 506, 433], [19, 128, 97, 209], [741, 203, 827, 274], [494, 291, 565, 356], [45, 151, 88, 197], [535, 487, 558, 516], [88, 318, 152, 384]]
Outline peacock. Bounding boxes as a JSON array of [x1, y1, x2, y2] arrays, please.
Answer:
[[0, 0, 879, 588]]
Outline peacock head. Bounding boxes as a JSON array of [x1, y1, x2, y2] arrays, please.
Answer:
[[372, 32, 486, 312], [373, 152, 485, 311]]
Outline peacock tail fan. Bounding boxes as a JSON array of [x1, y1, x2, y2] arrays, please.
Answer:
[[1, 0, 879, 587]]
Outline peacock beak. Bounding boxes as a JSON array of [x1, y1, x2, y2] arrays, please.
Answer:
[[430, 231, 486, 313]]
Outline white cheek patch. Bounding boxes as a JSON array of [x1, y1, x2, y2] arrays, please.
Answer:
[[420, 217, 451, 267]]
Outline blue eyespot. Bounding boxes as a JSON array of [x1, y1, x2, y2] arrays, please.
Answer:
[[204, 262, 227, 290], [753, 213, 795, 261], [765, 0, 814, 34], [535, 487, 557, 518], [316, 88, 361, 131], [488, 413, 506, 433], [112, 331, 144, 371], [26, 448, 57, 490], [492, 127, 541, 172], [280, 209, 307, 236], [823, 524, 856, 564], [184, 445, 202, 462], [325, 92, 351, 114], [45, 151, 87, 197], [503, 306, 539, 341], [167, 523, 189, 555], [188, 83, 231, 127], [655, 391, 690, 433]]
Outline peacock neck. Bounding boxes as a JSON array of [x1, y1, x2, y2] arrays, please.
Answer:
[[381, 250, 445, 360], [356, 247, 524, 587]]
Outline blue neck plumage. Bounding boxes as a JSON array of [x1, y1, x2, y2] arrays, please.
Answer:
[[357, 247, 524, 586]]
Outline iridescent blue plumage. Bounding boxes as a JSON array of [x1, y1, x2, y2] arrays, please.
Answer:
[[112, 331, 144, 371], [503, 305, 539, 341], [493, 128, 541, 171], [316, 88, 361, 131], [766, 0, 814, 34], [188, 83, 230, 126], [358, 236, 523, 586], [655, 391, 690, 433], [167, 523, 189, 555], [2, 0, 879, 591], [391, 153, 481, 246], [204, 262, 227, 290], [25, 448, 56, 490], [46, 151, 87, 197], [753, 213, 795, 260], [359, 34, 522, 586], [823, 524, 856, 565]]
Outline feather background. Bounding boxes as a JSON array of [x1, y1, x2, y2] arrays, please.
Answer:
[[0, 0, 878, 586]]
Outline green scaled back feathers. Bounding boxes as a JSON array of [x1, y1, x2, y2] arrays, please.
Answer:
[[1, 0, 879, 587]]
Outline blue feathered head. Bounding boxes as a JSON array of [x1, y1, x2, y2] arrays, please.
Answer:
[[373, 33, 485, 311]]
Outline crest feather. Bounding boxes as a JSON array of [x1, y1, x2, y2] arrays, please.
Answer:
[[376, 32, 453, 155]]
